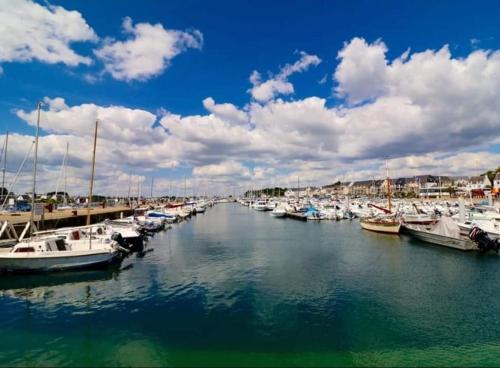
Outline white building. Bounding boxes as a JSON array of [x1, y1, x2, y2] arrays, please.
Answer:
[[466, 175, 492, 191]]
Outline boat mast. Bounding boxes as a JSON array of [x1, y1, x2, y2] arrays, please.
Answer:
[[297, 176, 300, 202], [150, 176, 154, 199], [30, 102, 42, 238], [63, 143, 69, 206], [386, 160, 392, 213], [127, 173, 131, 207], [87, 119, 99, 227], [1, 131, 8, 203], [184, 176, 187, 201], [55, 141, 69, 202]]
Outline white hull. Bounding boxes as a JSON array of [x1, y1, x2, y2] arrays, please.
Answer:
[[0, 250, 118, 272], [360, 219, 401, 234], [405, 226, 476, 251], [270, 211, 286, 217]]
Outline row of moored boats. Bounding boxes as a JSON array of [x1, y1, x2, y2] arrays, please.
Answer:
[[240, 196, 500, 252], [0, 200, 213, 272]]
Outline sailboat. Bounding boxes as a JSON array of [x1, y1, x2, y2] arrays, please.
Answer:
[[360, 162, 401, 234], [0, 114, 121, 272]]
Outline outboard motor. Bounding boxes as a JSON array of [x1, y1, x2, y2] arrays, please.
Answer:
[[111, 232, 127, 248], [468, 226, 500, 253]]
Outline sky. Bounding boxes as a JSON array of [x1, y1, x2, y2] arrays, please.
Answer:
[[0, 0, 499, 197]]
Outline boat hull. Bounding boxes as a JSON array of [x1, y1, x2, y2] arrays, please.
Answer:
[[360, 219, 401, 234], [0, 250, 119, 272], [270, 212, 286, 218], [405, 226, 476, 251]]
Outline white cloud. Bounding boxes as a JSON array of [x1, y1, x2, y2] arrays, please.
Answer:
[[0, 0, 96, 66], [249, 51, 321, 102], [333, 38, 500, 159], [7, 40, 500, 194], [193, 161, 251, 179], [16, 97, 166, 145], [94, 16, 203, 82], [334, 37, 388, 104], [202, 97, 248, 125]]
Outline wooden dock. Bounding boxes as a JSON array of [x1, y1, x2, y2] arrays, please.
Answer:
[[0, 206, 134, 238]]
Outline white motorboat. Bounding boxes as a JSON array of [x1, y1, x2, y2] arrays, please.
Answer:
[[254, 200, 269, 211], [270, 207, 287, 217], [0, 236, 120, 272], [266, 202, 277, 210], [195, 205, 206, 213], [404, 217, 476, 251], [456, 219, 500, 240]]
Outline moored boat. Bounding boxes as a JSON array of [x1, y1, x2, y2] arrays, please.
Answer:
[[360, 216, 401, 234], [0, 236, 120, 272], [271, 207, 287, 217], [403, 217, 476, 251]]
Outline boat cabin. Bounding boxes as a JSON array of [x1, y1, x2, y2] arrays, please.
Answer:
[[12, 237, 68, 253]]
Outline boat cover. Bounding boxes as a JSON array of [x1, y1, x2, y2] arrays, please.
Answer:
[[431, 217, 461, 238]]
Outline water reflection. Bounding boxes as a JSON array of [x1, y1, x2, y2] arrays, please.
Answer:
[[1, 204, 500, 366]]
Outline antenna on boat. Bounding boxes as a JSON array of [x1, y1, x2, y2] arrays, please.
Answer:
[[30, 102, 42, 238]]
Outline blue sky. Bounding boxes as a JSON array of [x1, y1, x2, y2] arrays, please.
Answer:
[[0, 0, 499, 195]]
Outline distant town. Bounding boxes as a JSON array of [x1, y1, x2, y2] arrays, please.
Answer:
[[245, 169, 500, 200]]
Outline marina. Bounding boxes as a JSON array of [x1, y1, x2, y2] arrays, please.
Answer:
[[2, 0, 500, 366], [1, 202, 500, 366]]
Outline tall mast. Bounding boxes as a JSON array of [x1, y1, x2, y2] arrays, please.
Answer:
[[127, 173, 131, 207], [297, 176, 300, 202], [30, 103, 42, 237], [386, 160, 392, 213], [87, 119, 99, 227], [150, 176, 154, 199], [184, 176, 187, 200], [55, 141, 69, 201], [1, 131, 8, 203], [63, 143, 69, 205]]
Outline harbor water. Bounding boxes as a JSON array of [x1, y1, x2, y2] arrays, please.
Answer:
[[1, 203, 500, 366]]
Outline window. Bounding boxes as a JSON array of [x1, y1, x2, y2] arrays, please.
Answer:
[[55, 239, 67, 251], [15, 247, 34, 253]]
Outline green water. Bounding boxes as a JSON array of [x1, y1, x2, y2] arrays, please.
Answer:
[[1, 203, 500, 367]]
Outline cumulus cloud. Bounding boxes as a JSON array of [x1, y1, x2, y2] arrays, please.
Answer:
[[7, 39, 500, 194], [193, 161, 251, 179], [334, 37, 388, 104], [0, 0, 96, 67], [16, 97, 166, 145], [333, 38, 500, 158], [202, 97, 248, 125], [94, 17, 203, 82], [249, 51, 321, 102]]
